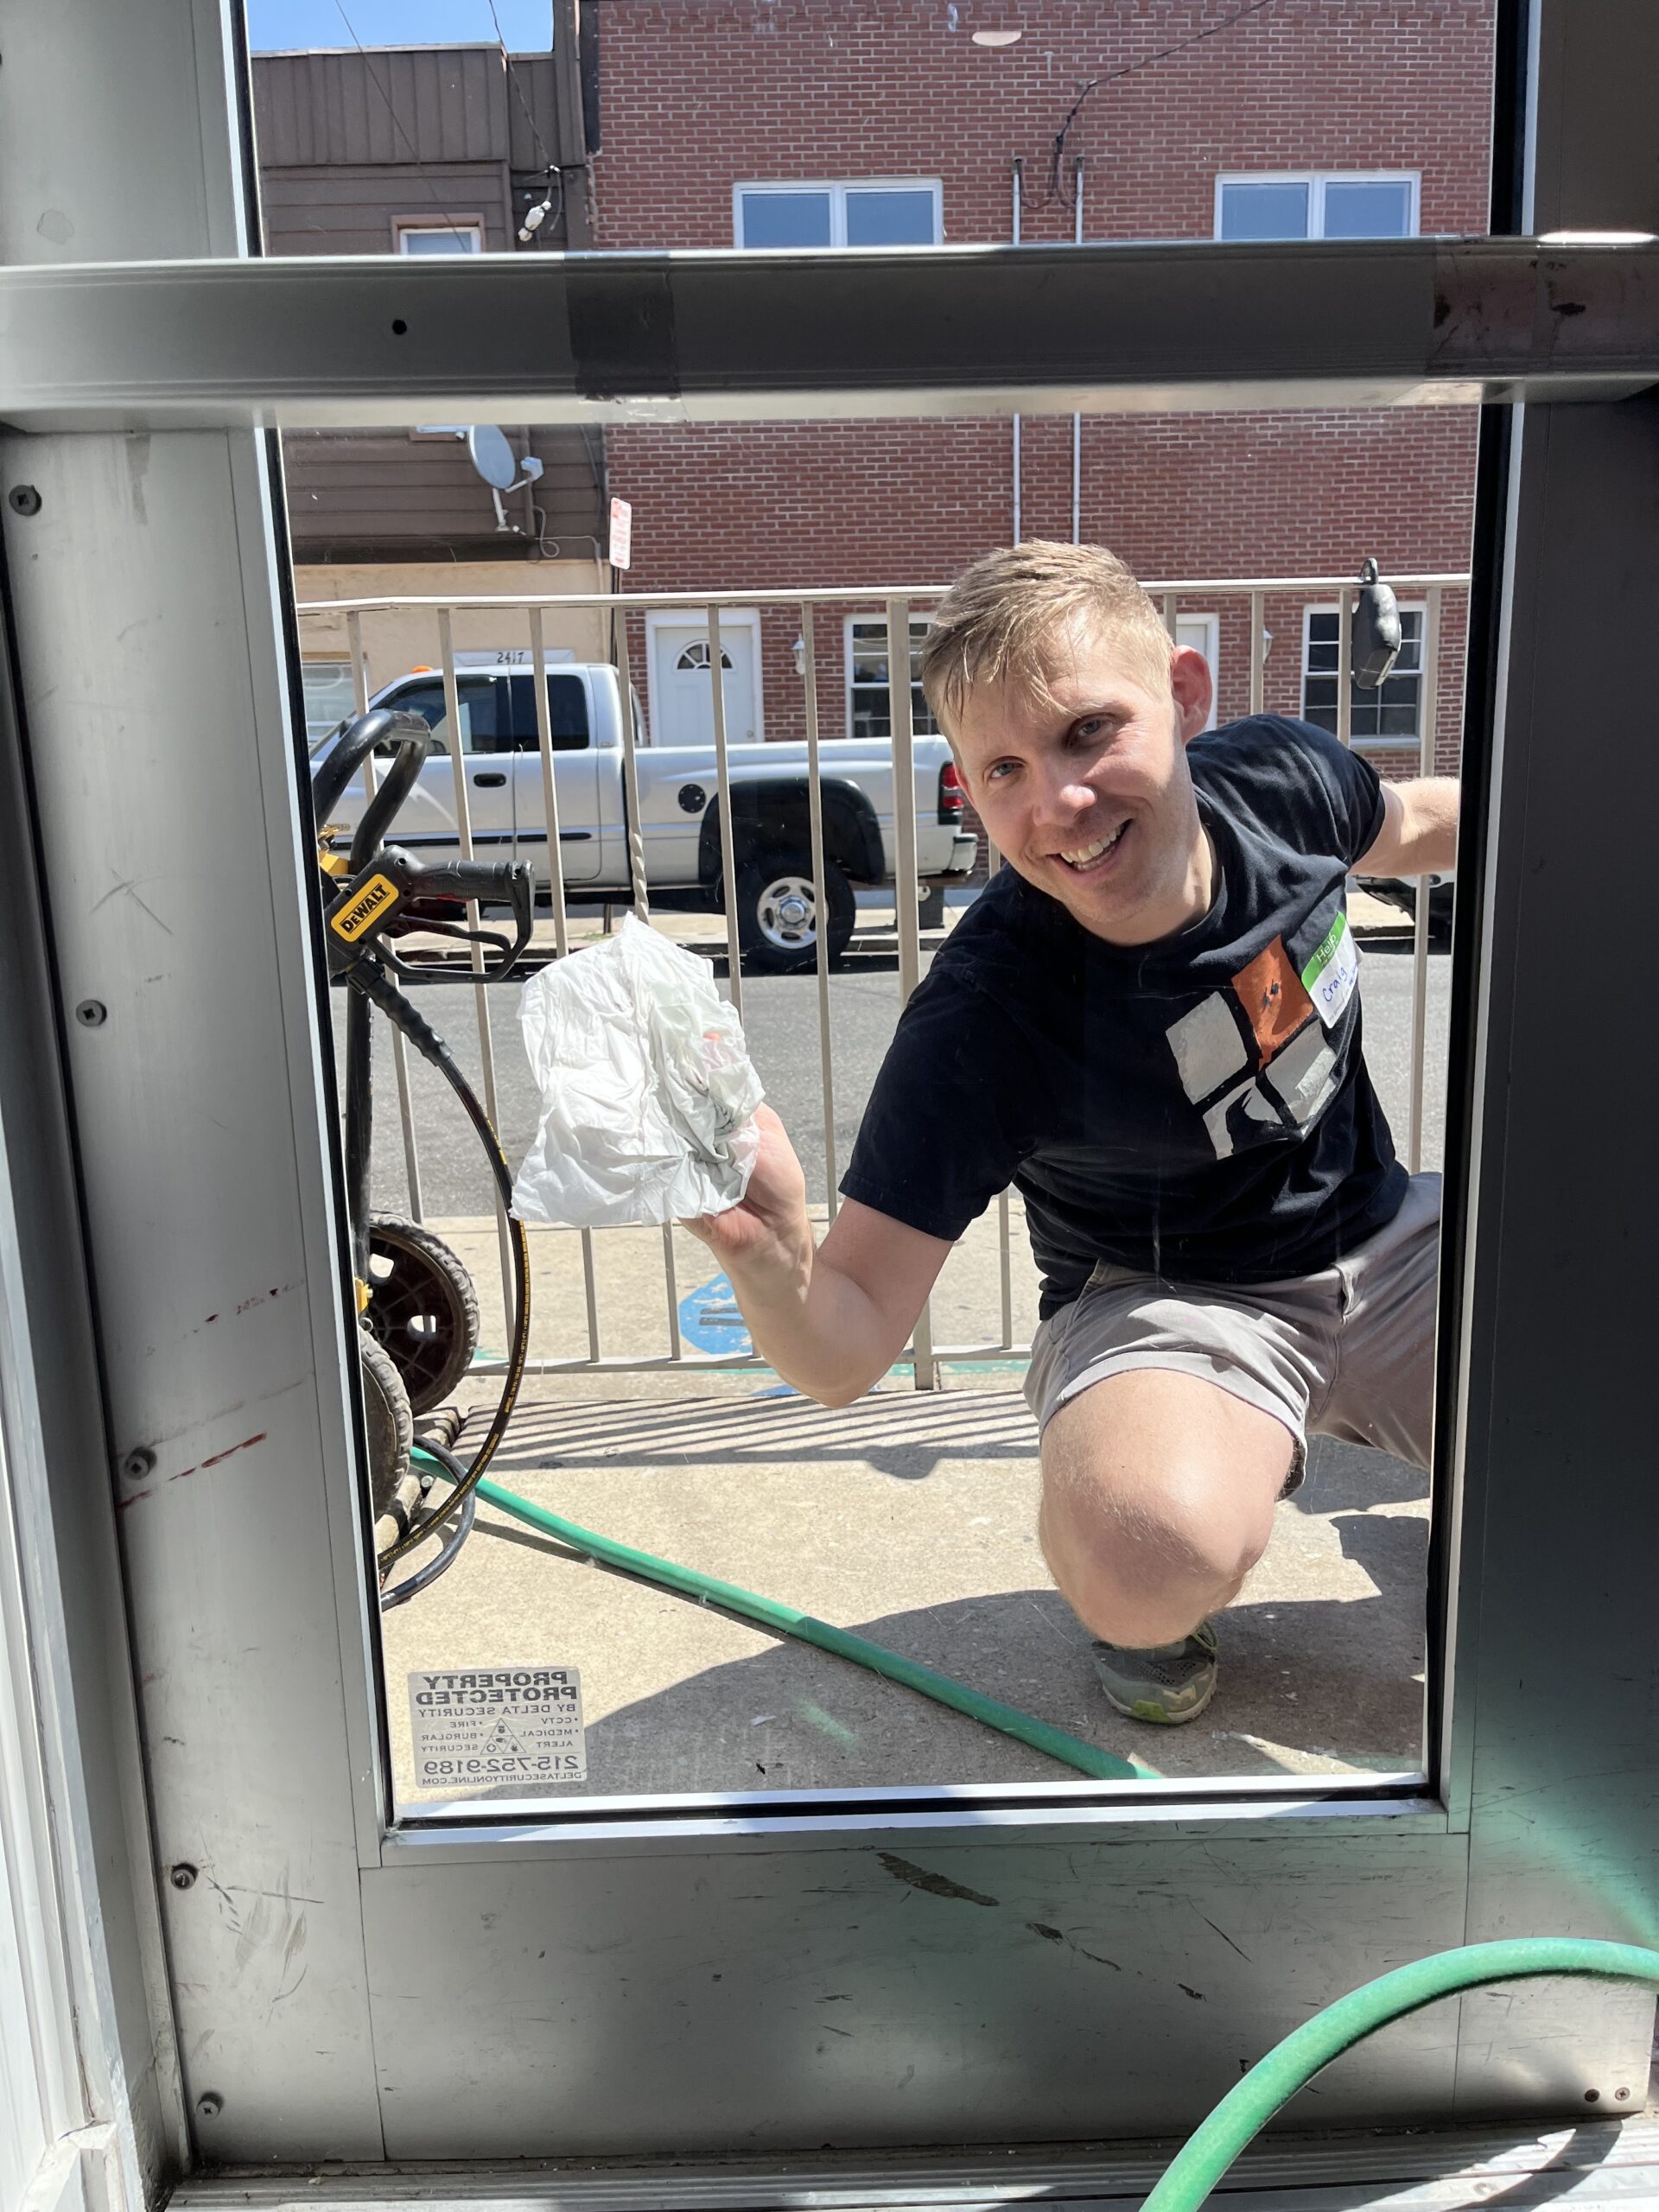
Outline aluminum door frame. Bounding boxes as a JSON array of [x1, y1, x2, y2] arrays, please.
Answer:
[[3, 0, 1658, 2170]]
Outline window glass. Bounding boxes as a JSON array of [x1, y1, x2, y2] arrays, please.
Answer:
[[1219, 181, 1310, 240], [1323, 179, 1415, 238], [738, 190, 832, 247], [385, 675, 501, 753], [301, 662, 356, 743], [844, 188, 938, 245], [507, 671, 592, 751], [397, 225, 481, 254], [1302, 608, 1424, 744], [848, 617, 939, 741]]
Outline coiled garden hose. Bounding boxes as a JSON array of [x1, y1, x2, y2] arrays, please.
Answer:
[[1142, 1938, 1659, 2212], [410, 1445, 1160, 1781]]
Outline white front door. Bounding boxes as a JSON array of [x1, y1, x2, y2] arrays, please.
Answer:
[[648, 616, 760, 744]]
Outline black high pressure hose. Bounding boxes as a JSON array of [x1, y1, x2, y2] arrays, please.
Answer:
[[349, 957, 531, 1578], [379, 1436, 479, 1610]]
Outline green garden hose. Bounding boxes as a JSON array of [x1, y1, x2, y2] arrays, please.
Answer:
[[1142, 1938, 1659, 2212], [410, 1446, 1158, 1781]]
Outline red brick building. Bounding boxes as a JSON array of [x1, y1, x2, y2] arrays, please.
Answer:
[[588, 0, 1493, 782]]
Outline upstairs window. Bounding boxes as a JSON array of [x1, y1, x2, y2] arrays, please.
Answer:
[[735, 181, 942, 248], [1216, 173, 1418, 241], [395, 220, 484, 254]]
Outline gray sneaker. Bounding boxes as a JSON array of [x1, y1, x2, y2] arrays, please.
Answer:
[[1092, 1621, 1219, 1725]]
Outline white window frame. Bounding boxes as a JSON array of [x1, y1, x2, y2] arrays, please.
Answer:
[[393, 219, 485, 254], [844, 613, 941, 742], [734, 178, 943, 249], [1213, 170, 1421, 240], [1301, 600, 1427, 751]]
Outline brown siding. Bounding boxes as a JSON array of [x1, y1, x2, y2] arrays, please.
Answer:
[[253, 48, 510, 168], [253, 45, 602, 558], [282, 429, 601, 557], [259, 162, 512, 254]]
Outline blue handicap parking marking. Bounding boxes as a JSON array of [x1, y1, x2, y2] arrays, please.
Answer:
[[677, 1271, 753, 1357]]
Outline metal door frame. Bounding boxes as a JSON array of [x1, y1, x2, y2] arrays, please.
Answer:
[[3, 0, 1659, 2169]]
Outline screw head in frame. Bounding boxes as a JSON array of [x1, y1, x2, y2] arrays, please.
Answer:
[[8, 486, 41, 517], [121, 1447, 156, 1483], [73, 1000, 107, 1028], [169, 1863, 198, 1890], [196, 2093, 223, 2119]]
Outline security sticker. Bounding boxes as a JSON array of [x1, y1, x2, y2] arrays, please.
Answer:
[[1300, 911, 1360, 1027], [408, 1666, 586, 1787]]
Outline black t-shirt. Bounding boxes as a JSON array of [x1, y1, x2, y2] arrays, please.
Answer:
[[841, 715, 1407, 1318]]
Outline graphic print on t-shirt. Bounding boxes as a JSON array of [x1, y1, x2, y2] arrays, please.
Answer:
[[1166, 930, 1344, 1160]]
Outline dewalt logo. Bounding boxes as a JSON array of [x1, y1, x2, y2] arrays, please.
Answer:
[[330, 873, 398, 944]]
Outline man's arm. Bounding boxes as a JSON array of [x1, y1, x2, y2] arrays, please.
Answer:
[[684, 1105, 953, 1407], [1357, 776, 1459, 877]]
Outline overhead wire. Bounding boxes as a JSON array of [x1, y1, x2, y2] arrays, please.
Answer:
[[330, 0, 482, 250], [1046, 0, 1279, 204]]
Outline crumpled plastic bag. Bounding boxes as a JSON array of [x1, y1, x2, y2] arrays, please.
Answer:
[[512, 915, 765, 1228]]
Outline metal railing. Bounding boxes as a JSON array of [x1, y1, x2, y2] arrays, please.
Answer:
[[302, 572, 1468, 1391]]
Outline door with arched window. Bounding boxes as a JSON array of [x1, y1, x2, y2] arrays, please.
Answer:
[[646, 612, 760, 743]]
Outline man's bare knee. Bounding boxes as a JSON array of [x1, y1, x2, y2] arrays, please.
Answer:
[[1040, 1475, 1268, 1645], [1037, 1374, 1290, 1647]]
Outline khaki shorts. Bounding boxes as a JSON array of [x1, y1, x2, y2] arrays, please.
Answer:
[[1023, 1172, 1440, 1484]]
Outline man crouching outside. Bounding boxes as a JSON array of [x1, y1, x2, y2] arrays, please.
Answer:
[[687, 541, 1457, 1726]]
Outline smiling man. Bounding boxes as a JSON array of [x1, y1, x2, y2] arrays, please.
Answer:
[[686, 541, 1458, 1726]]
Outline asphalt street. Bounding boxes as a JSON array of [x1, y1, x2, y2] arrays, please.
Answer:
[[333, 914, 1452, 1223]]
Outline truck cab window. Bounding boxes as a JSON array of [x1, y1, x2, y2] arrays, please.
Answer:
[[507, 671, 591, 751], [378, 675, 506, 753]]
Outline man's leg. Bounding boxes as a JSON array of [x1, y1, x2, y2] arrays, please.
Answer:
[[1039, 1367, 1296, 1650]]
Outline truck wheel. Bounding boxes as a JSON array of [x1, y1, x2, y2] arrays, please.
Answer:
[[736, 851, 855, 974]]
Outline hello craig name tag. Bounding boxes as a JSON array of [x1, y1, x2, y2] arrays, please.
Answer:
[[1301, 910, 1360, 1027]]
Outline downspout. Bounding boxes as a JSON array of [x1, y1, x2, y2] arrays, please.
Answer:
[[1071, 156, 1084, 543], [1011, 157, 1022, 545]]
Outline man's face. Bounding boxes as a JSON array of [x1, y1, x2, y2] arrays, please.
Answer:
[[950, 621, 1216, 945]]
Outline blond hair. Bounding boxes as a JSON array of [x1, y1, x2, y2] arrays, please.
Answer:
[[919, 540, 1173, 738]]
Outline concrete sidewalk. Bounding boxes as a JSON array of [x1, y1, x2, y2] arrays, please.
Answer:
[[378, 1201, 1429, 1807]]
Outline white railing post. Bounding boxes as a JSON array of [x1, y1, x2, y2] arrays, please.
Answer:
[[437, 606, 515, 1325], [1336, 585, 1353, 748], [706, 602, 744, 1020], [1249, 588, 1266, 717], [886, 594, 934, 1390], [345, 609, 423, 1224], [800, 604, 840, 1227], [608, 600, 681, 1355], [530, 602, 603, 1361]]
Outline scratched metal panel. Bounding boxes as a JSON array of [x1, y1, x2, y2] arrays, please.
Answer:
[[361, 1834, 1470, 2156], [4, 427, 385, 2159]]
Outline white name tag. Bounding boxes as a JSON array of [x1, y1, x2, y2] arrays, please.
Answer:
[[1300, 909, 1360, 1027]]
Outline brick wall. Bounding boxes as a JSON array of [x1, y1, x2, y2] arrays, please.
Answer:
[[591, 0, 1492, 772]]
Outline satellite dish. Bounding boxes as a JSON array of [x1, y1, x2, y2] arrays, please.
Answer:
[[463, 425, 546, 532], [467, 424, 519, 490]]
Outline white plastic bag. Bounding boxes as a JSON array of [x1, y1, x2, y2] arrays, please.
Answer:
[[512, 915, 765, 1228]]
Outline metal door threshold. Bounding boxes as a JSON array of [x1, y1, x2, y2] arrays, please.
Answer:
[[179, 2116, 1659, 2212]]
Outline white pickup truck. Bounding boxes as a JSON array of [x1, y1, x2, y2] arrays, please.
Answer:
[[312, 660, 978, 972]]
